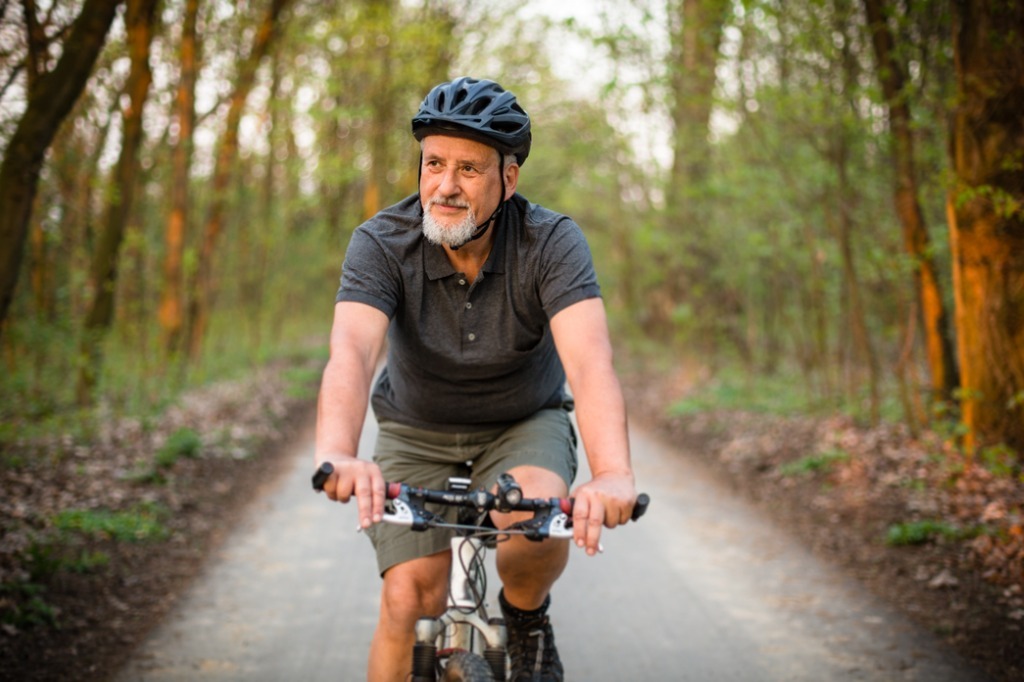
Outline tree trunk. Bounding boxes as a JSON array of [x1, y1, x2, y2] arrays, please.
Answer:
[[665, 0, 730, 225], [249, 53, 282, 350], [0, 0, 121, 342], [834, 3, 880, 424], [832, 146, 881, 424], [948, 0, 1024, 453], [76, 0, 160, 405], [360, 0, 396, 220], [657, 0, 731, 340], [158, 0, 200, 357], [186, 0, 292, 359], [863, 0, 958, 401]]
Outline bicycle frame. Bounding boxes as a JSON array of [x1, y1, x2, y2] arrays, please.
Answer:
[[413, 534, 507, 673]]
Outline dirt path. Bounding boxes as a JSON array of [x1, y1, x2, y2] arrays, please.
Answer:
[[113, 417, 989, 682]]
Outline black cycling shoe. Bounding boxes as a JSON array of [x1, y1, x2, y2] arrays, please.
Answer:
[[499, 589, 564, 682]]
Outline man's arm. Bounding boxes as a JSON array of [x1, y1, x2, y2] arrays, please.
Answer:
[[316, 300, 390, 528], [549, 297, 637, 555]]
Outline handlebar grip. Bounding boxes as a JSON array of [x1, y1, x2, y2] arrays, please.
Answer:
[[631, 493, 650, 522], [312, 462, 334, 492]]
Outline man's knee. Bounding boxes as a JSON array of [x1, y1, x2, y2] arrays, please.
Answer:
[[491, 465, 568, 532], [503, 464, 569, 497], [379, 552, 450, 629]]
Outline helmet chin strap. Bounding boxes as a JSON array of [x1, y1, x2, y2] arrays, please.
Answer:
[[450, 153, 506, 251]]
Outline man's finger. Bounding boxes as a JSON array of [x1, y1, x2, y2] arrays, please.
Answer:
[[572, 496, 590, 549], [585, 499, 604, 556], [323, 473, 338, 502], [354, 475, 374, 528], [370, 474, 386, 523]]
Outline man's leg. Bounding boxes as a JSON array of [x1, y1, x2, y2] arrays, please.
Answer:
[[493, 464, 571, 607], [493, 465, 569, 680], [368, 551, 451, 682]]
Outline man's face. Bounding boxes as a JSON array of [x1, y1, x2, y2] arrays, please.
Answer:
[[419, 135, 511, 247]]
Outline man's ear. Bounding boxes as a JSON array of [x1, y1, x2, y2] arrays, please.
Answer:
[[504, 162, 520, 200]]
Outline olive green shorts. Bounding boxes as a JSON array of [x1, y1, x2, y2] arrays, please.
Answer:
[[365, 408, 578, 575]]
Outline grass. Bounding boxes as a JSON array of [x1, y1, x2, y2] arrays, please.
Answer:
[[667, 369, 817, 417], [0, 312, 328, 459], [154, 427, 202, 469], [284, 365, 322, 399], [0, 313, 328, 635], [660, 362, 911, 426], [779, 448, 850, 476], [0, 582, 58, 628], [51, 503, 170, 543], [979, 443, 1021, 479], [4, 505, 168, 627], [885, 519, 986, 546]]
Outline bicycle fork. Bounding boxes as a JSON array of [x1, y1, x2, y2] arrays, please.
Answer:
[[410, 536, 508, 681]]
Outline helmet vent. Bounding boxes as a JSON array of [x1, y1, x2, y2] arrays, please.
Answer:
[[411, 77, 532, 165]]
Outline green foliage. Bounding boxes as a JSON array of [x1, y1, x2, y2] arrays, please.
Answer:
[[667, 369, 819, 417], [0, 582, 58, 629], [284, 365, 322, 399], [154, 428, 202, 469], [885, 520, 984, 546], [779, 448, 850, 477], [0, 0, 1001, 475], [900, 477, 927, 493], [26, 542, 112, 578], [954, 181, 1023, 220], [65, 550, 111, 574], [930, 396, 972, 442], [51, 503, 169, 543], [17, 505, 164, 594], [979, 443, 1020, 479]]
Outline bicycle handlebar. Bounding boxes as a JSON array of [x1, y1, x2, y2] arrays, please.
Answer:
[[312, 461, 650, 535]]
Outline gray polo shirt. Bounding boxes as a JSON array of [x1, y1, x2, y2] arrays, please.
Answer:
[[335, 193, 601, 432]]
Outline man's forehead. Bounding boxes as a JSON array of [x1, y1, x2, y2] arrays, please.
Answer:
[[421, 135, 498, 162]]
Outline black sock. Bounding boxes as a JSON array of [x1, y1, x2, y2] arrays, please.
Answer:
[[499, 588, 551, 619]]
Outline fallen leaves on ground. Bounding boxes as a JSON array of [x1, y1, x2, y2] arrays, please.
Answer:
[[0, 360, 320, 681], [620, 364, 1023, 682]]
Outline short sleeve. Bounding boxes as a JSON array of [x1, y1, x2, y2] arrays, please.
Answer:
[[335, 226, 401, 318], [537, 218, 601, 318]]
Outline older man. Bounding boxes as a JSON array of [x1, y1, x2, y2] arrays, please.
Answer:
[[315, 77, 638, 682]]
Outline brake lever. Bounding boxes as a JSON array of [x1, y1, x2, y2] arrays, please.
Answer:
[[508, 504, 572, 541], [383, 486, 442, 531]]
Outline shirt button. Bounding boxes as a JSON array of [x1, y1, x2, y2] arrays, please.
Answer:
[[459, 279, 466, 285], [468, 333, 477, 341], [465, 302, 472, 309]]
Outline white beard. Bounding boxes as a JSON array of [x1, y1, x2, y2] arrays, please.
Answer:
[[422, 198, 479, 248]]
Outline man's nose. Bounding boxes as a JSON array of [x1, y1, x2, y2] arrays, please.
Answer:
[[437, 167, 460, 196]]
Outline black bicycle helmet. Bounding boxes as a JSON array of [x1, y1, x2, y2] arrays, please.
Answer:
[[412, 77, 532, 165]]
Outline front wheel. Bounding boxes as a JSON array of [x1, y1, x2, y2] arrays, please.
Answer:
[[440, 651, 496, 682]]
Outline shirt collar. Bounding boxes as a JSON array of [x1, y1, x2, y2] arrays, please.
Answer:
[[422, 200, 514, 280]]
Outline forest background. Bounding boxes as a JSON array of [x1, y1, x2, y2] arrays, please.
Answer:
[[0, 0, 1023, 677]]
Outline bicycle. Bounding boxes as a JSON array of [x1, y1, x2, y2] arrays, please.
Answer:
[[312, 462, 649, 681]]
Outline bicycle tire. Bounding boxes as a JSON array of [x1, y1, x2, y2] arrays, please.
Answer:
[[440, 651, 496, 682]]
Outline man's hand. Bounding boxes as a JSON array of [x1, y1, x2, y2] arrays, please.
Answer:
[[570, 472, 637, 556], [317, 457, 386, 529]]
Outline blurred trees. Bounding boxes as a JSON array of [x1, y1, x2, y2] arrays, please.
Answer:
[[0, 0, 122, 339], [0, 0, 1020, 457], [184, 0, 293, 361], [578, 0, 1018, 452], [77, 0, 160, 403], [864, 0, 957, 404], [947, 0, 1024, 452], [157, 0, 199, 356]]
